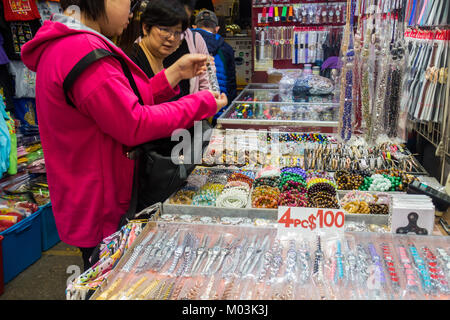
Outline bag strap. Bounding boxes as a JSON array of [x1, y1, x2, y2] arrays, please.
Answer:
[[62, 48, 143, 227], [63, 48, 144, 107]]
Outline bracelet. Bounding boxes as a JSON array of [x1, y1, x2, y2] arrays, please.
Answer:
[[252, 185, 280, 208], [341, 190, 375, 204], [308, 191, 339, 209], [368, 203, 389, 215], [251, 186, 280, 200], [216, 187, 249, 208], [253, 194, 279, 208], [192, 193, 217, 206], [336, 171, 364, 190], [279, 191, 309, 207], [254, 176, 280, 189], [343, 201, 370, 214], [280, 166, 307, 179], [307, 182, 337, 197]]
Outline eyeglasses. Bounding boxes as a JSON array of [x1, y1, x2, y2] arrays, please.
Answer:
[[156, 26, 184, 40]]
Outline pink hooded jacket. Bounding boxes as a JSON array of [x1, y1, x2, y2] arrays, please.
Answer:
[[21, 14, 217, 248]]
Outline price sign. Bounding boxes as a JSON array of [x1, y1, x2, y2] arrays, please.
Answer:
[[277, 206, 345, 237]]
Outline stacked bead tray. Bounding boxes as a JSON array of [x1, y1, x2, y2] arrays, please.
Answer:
[[162, 167, 392, 227]]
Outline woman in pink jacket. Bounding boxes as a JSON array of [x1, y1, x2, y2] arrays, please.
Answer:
[[21, 0, 227, 270]]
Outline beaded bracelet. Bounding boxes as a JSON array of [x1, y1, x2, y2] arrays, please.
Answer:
[[253, 177, 280, 189], [279, 191, 309, 207], [252, 195, 279, 208], [308, 191, 339, 209], [280, 173, 306, 183], [237, 170, 256, 180], [341, 190, 375, 204], [216, 187, 249, 208], [252, 185, 280, 208], [280, 167, 307, 179], [228, 172, 254, 189], [306, 178, 337, 190], [343, 201, 370, 214], [224, 181, 251, 193], [251, 186, 280, 199], [336, 171, 364, 190], [368, 204, 389, 215], [192, 193, 217, 206], [200, 182, 225, 193], [307, 182, 337, 197]]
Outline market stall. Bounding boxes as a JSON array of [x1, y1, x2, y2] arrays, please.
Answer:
[[62, 0, 450, 301]]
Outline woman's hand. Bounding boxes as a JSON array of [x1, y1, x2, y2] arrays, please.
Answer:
[[165, 54, 209, 88], [210, 91, 228, 113]]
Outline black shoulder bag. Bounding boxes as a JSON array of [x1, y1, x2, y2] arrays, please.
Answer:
[[63, 48, 212, 229]]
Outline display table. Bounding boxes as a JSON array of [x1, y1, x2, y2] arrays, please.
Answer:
[[90, 221, 450, 300]]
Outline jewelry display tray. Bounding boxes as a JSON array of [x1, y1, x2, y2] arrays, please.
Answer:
[[90, 221, 450, 300], [216, 83, 340, 129], [202, 128, 429, 176], [162, 190, 393, 227]]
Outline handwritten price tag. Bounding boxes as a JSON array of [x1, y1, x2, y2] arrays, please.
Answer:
[[277, 206, 345, 237]]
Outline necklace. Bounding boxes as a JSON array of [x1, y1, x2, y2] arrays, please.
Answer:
[[338, 0, 355, 142]]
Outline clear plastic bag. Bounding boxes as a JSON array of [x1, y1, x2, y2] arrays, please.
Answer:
[[8, 61, 36, 98]]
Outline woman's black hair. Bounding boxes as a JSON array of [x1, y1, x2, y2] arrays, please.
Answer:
[[140, 0, 189, 36], [118, 0, 188, 55], [178, 0, 197, 11], [60, 0, 106, 20]]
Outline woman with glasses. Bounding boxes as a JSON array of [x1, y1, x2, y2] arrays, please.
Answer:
[[21, 0, 227, 271], [123, 0, 211, 100]]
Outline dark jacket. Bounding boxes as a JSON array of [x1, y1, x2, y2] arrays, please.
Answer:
[[191, 28, 237, 110]]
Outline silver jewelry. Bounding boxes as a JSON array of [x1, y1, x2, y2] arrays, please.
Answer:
[[297, 240, 311, 284], [202, 234, 224, 275], [222, 238, 247, 279], [176, 233, 194, 277], [238, 235, 257, 275], [243, 235, 270, 277], [345, 240, 358, 286], [190, 234, 210, 275], [152, 229, 180, 271], [129, 231, 161, 273], [167, 233, 189, 275], [212, 238, 238, 275], [258, 245, 273, 283], [268, 240, 283, 283], [181, 235, 199, 276], [285, 240, 298, 282]]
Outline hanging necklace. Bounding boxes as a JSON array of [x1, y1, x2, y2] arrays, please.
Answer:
[[338, 0, 355, 142], [362, 2, 374, 141]]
